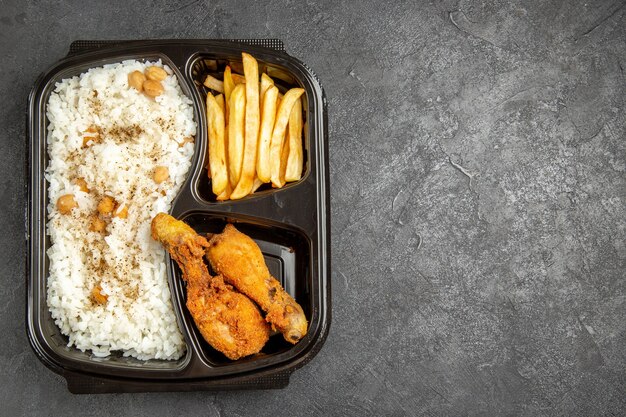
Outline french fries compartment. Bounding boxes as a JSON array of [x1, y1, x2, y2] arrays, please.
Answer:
[[167, 211, 314, 373], [189, 54, 310, 203]]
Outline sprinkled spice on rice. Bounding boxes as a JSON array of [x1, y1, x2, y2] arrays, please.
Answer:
[[45, 60, 195, 360]]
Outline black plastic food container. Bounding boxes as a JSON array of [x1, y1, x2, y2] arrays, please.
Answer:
[[26, 39, 330, 393]]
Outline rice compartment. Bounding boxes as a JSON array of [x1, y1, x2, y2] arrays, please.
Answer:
[[45, 60, 196, 360]]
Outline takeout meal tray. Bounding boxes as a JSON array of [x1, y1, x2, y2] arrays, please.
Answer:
[[26, 39, 330, 393]]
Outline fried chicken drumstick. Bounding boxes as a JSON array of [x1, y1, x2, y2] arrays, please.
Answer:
[[206, 224, 308, 344], [151, 213, 269, 360]]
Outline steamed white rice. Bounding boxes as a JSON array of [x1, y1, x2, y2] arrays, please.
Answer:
[[45, 60, 196, 360]]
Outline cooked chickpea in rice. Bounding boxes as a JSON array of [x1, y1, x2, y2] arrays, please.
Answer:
[[56, 194, 77, 214]]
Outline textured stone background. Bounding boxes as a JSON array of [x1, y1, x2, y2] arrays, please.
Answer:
[[1, 0, 625, 415]]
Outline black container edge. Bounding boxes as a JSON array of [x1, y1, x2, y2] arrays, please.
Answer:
[[26, 39, 331, 393], [68, 39, 286, 55]]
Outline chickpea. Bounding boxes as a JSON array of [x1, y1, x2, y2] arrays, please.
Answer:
[[128, 70, 146, 91], [97, 196, 116, 216], [82, 125, 100, 147], [153, 166, 169, 184], [82, 136, 97, 147], [89, 215, 106, 232], [74, 177, 89, 193], [57, 194, 78, 215], [145, 66, 167, 81], [113, 204, 129, 219], [143, 79, 164, 97], [91, 284, 108, 304]]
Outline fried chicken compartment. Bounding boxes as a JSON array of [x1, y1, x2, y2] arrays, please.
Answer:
[[151, 213, 269, 360], [205, 224, 308, 344]]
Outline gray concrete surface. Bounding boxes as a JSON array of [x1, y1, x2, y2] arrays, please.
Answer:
[[1, 0, 625, 415]]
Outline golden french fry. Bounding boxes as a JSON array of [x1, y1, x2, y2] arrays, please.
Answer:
[[206, 93, 228, 195], [215, 93, 229, 186], [223, 66, 235, 121], [203, 74, 224, 93], [206, 94, 218, 173], [223, 125, 229, 182], [228, 84, 246, 187], [256, 86, 278, 183], [215, 94, 225, 113], [285, 97, 303, 182], [205, 93, 214, 175], [232, 73, 246, 84], [217, 94, 230, 184], [231, 53, 260, 200], [267, 66, 295, 84], [216, 182, 232, 201], [275, 92, 284, 119], [251, 176, 264, 193], [269, 88, 304, 187], [223, 67, 235, 99], [260, 73, 274, 106], [274, 128, 289, 188]]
